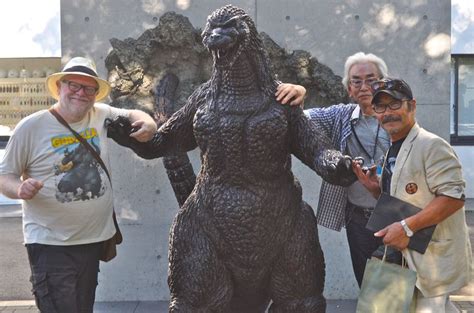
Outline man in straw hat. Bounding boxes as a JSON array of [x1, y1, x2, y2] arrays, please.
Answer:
[[0, 56, 157, 312]]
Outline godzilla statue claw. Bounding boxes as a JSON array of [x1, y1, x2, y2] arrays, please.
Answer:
[[320, 152, 357, 186], [105, 115, 141, 147], [106, 115, 165, 159]]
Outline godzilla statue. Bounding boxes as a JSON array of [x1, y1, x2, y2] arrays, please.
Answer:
[[107, 5, 356, 313]]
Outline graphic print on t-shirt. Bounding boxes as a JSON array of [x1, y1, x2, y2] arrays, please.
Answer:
[[51, 128, 107, 202]]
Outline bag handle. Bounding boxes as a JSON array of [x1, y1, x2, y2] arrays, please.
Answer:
[[382, 245, 407, 267], [382, 245, 388, 262]]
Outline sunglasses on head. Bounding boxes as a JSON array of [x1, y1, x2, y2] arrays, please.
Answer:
[[370, 79, 411, 94]]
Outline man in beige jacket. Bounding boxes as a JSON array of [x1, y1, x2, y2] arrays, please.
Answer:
[[353, 78, 472, 313]]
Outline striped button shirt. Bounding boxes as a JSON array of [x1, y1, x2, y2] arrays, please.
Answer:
[[305, 103, 357, 231]]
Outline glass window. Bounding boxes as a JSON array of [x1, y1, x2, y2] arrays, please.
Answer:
[[451, 55, 474, 145], [457, 58, 474, 135]]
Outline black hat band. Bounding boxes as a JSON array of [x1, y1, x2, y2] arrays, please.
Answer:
[[63, 65, 98, 77]]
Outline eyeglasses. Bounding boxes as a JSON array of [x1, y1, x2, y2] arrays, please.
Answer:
[[370, 79, 412, 96], [349, 78, 379, 89], [372, 99, 408, 113], [62, 80, 98, 96]]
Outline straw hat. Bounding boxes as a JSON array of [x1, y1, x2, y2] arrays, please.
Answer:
[[46, 57, 111, 102]]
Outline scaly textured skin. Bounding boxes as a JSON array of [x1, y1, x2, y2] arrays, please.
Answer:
[[107, 5, 356, 312], [154, 73, 197, 207]]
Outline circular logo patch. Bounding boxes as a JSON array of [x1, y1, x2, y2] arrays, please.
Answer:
[[405, 183, 418, 194]]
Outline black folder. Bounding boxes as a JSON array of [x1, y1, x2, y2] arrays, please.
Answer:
[[366, 193, 436, 254]]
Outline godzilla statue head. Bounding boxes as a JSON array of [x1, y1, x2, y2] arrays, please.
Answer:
[[201, 5, 277, 96]]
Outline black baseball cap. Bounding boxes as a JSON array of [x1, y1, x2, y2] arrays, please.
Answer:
[[371, 78, 413, 103]]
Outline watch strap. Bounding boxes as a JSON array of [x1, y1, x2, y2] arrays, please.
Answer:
[[400, 219, 414, 237]]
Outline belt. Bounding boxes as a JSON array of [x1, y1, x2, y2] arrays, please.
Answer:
[[349, 203, 374, 219]]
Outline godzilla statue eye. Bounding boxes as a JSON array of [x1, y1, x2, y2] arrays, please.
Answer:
[[223, 20, 237, 28], [222, 14, 246, 28]]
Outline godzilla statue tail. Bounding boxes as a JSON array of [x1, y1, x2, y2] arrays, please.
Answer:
[[154, 73, 196, 207]]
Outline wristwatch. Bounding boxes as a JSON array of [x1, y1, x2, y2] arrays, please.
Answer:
[[400, 219, 414, 237]]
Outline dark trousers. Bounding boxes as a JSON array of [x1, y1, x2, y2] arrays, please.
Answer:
[[26, 242, 102, 313], [346, 209, 382, 287]]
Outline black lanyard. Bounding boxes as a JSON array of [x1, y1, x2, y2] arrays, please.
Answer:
[[350, 121, 380, 164]]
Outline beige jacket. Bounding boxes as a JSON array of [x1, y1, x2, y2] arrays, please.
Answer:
[[387, 123, 472, 297]]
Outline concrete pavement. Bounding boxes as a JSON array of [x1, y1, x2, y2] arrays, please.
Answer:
[[1, 299, 472, 312], [0, 300, 359, 313]]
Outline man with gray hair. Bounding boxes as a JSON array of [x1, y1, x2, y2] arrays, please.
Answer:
[[276, 52, 400, 286]]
